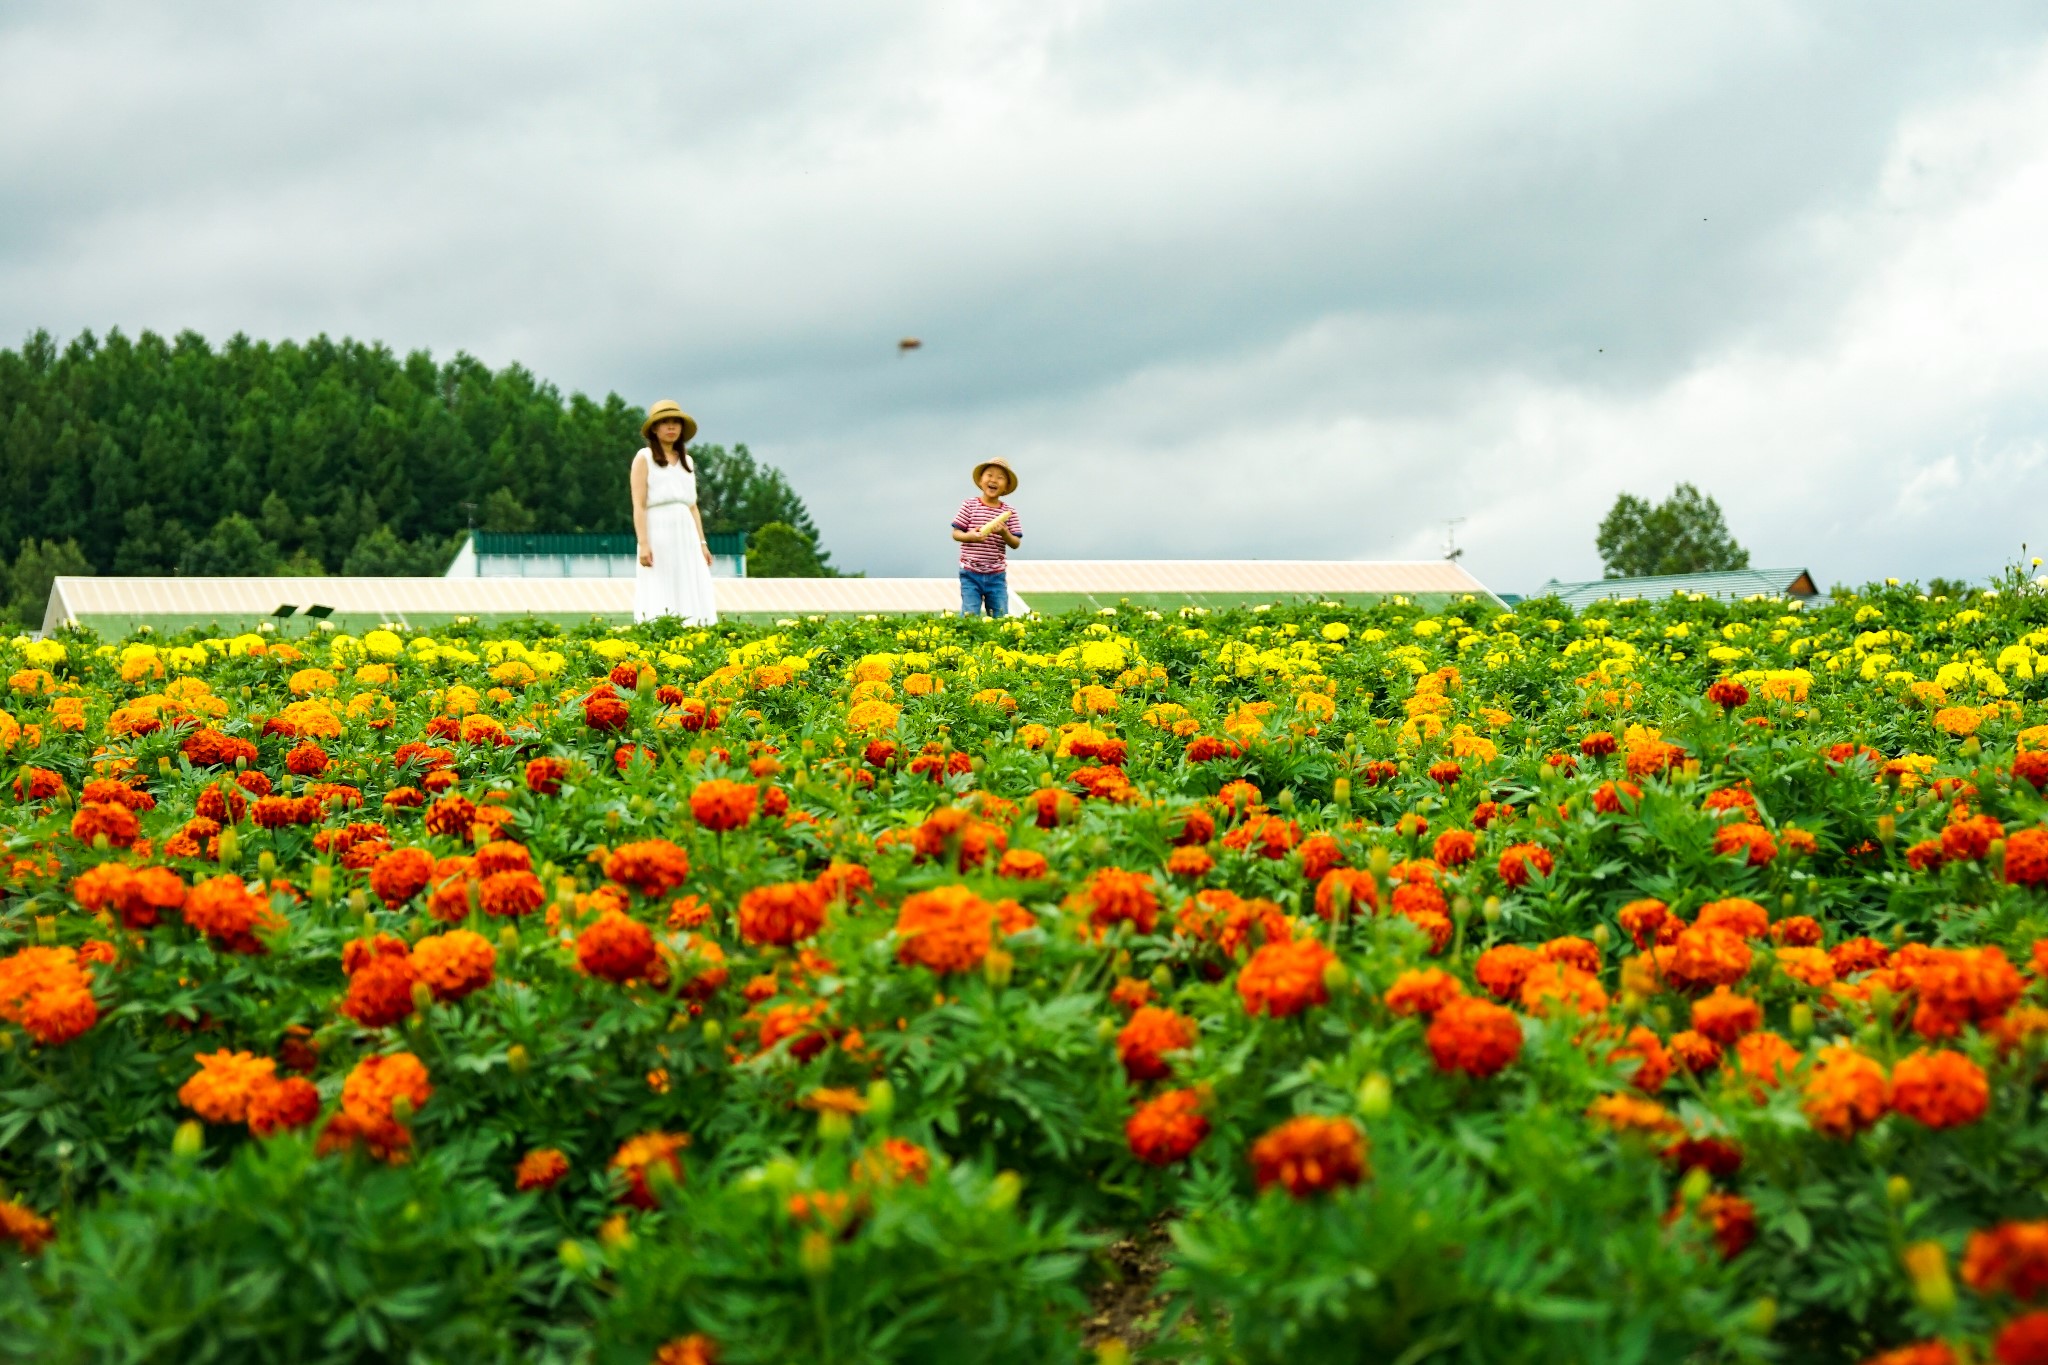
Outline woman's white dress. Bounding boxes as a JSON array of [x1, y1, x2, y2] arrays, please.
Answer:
[[634, 449, 718, 625]]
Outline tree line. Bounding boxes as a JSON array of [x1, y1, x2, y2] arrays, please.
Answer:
[[0, 328, 839, 626]]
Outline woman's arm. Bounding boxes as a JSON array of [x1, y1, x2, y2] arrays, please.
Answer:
[[631, 457, 652, 567], [693, 505, 713, 566]]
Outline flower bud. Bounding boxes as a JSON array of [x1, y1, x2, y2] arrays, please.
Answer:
[[1875, 814, 1895, 848], [865, 1079, 895, 1121], [1745, 1298, 1777, 1334], [1788, 1003, 1815, 1040], [499, 925, 520, 955], [1962, 736, 1982, 758], [599, 1213, 634, 1250], [1322, 960, 1350, 993], [1887, 1175, 1912, 1208], [1368, 847, 1392, 877], [1678, 1166, 1712, 1207], [349, 887, 369, 915], [557, 1239, 589, 1272], [1333, 777, 1351, 808], [1781, 892, 1797, 915], [310, 864, 333, 904], [506, 1044, 529, 1075], [35, 916, 56, 945], [1591, 923, 1610, 949], [158, 756, 173, 778], [702, 1019, 722, 1044], [1452, 895, 1472, 923], [800, 1229, 834, 1276], [1482, 896, 1502, 925], [1095, 1340, 1132, 1365], [818, 1109, 854, 1144], [1902, 1240, 1955, 1316], [92, 832, 109, 852], [1356, 1071, 1392, 1119], [410, 981, 435, 1015], [390, 1095, 415, 1123], [258, 850, 277, 877], [983, 948, 1015, 988], [172, 1119, 204, 1159], [987, 1170, 1023, 1212], [1276, 788, 1296, 811]]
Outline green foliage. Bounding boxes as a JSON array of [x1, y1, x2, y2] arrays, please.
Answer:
[[2, 536, 90, 628], [597, 1157, 1090, 1364], [0, 328, 840, 592], [1596, 483, 1750, 578], [0, 1136, 571, 1364], [747, 521, 831, 578]]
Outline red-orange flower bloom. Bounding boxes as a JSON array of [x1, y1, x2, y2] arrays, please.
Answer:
[[1250, 1115, 1368, 1198], [1889, 1048, 1989, 1129], [1117, 1006, 1198, 1082], [690, 779, 758, 833], [894, 886, 997, 975], [577, 910, 658, 983], [1236, 938, 1337, 1019], [738, 882, 827, 947], [1426, 996, 1523, 1078], [1126, 1088, 1210, 1166], [1801, 1043, 1889, 1139]]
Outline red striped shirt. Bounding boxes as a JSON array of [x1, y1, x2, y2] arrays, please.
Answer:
[[952, 498, 1021, 572]]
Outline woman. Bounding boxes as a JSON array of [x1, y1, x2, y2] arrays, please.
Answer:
[[631, 399, 717, 625]]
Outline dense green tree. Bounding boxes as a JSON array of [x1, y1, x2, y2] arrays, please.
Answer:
[[746, 521, 829, 578], [341, 528, 459, 577], [1595, 483, 1749, 579], [0, 328, 843, 582], [5, 537, 91, 627]]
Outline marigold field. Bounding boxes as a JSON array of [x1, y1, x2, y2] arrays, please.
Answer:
[[4, 585, 2048, 1364]]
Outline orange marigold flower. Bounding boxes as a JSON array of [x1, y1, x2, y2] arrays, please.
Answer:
[[341, 954, 418, 1028], [341, 1051, 432, 1126], [1713, 822, 1778, 866], [1497, 842, 1553, 888], [738, 882, 827, 947], [1591, 780, 1642, 815], [577, 910, 658, 983], [1083, 867, 1160, 935], [1539, 935, 1601, 972], [1690, 987, 1763, 1044], [247, 1076, 320, 1137], [182, 874, 281, 954], [72, 862, 187, 930], [1694, 898, 1769, 939], [369, 847, 435, 908], [1172, 807, 1217, 845], [423, 794, 476, 838], [1117, 1006, 1197, 1082], [1669, 1029, 1723, 1074], [516, 1148, 571, 1191], [1705, 678, 1749, 709], [1473, 944, 1540, 1001], [1223, 814, 1300, 859], [1662, 926, 1753, 992], [1250, 1115, 1368, 1198], [857, 1136, 932, 1186], [1672, 1190, 1757, 1260], [894, 885, 997, 976], [478, 869, 544, 919], [1314, 868, 1379, 920], [1889, 1048, 1989, 1129], [603, 839, 691, 899], [1905, 945, 2026, 1038], [1802, 1043, 1889, 1138], [70, 801, 140, 848], [1776, 946, 1837, 990], [0, 1200, 55, 1256], [654, 1334, 720, 1365], [1126, 1088, 1210, 1167], [1944, 812, 2005, 863], [1382, 965, 1462, 1017], [1964, 1220, 2048, 1299], [689, 778, 758, 832], [1734, 1030, 1800, 1092], [610, 1131, 689, 1209], [1236, 938, 1337, 1019], [1520, 961, 1608, 1018], [1297, 832, 1344, 882], [1612, 1025, 1672, 1092], [1994, 1314, 2048, 1365], [1860, 1345, 1958, 1365], [178, 1049, 278, 1124], [1580, 731, 1618, 758], [1586, 1093, 1682, 1137], [1165, 846, 1214, 880], [2005, 829, 2048, 887], [410, 930, 496, 1001], [1432, 829, 1478, 867], [0, 945, 98, 1046], [1427, 996, 1523, 1078], [814, 860, 876, 905]]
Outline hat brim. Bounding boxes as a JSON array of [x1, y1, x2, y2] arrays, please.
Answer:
[[972, 462, 1018, 494], [642, 412, 699, 444]]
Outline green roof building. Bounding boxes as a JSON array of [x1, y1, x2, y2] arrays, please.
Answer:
[[1535, 568, 1820, 611]]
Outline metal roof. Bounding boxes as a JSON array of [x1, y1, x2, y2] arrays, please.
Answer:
[[1536, 568, 1819, 610], [1005, 560, 1500, 612], [42, 576, 1003, 634], [469, 531, 748, 557]]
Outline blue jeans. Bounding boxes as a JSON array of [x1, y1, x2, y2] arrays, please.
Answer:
[[959, 569, 1007, 618]]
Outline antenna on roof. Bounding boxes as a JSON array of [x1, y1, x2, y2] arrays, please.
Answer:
[[1441, 518, 1466, 563]]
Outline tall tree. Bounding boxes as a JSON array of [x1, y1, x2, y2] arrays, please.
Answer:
[[1596, 483, 1749, 579]]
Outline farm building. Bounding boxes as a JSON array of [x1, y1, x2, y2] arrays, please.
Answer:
[[444, 531, 749, 579], [1534, 568, 1820, 611], [37, 559, 1499, 636]]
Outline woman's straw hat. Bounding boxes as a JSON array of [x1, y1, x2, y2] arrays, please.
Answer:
[[971, 458, 1018, 495], [641, 399, 698, 445]]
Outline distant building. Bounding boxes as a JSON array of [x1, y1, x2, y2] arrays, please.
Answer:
[[444, 531, 747, 580], [1535, 567, 1820, 611]]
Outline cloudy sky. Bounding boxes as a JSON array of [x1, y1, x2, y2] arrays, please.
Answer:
[[5, 1, 2047, 590]]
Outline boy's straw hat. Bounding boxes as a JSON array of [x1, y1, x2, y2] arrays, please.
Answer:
[[641, 399, 698, 444], [971, 458, 1018, 495]]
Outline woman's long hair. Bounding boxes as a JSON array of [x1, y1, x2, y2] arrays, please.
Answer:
[[646, 426, 693, 472]]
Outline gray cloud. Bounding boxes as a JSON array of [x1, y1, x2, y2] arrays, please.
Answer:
[[4, 0, 2047, 590]]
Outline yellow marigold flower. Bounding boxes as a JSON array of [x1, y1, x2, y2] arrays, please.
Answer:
[[288, 668, 338, 696], [903, 672, 941, 696], [490, 660, 535, 686], [361, 630, 404, 661], [846, 700, 900, 734], [1073, 685, 1119, 716], [1932, 706, 1981, 737]]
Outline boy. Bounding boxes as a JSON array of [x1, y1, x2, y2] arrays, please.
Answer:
[[951, 458, 1022, 617]]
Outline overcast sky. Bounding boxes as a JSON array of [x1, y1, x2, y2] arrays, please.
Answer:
[[5, 1, 2047, 591]]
